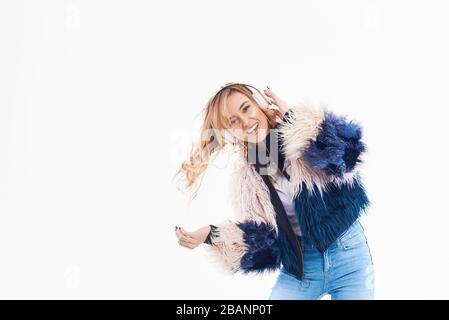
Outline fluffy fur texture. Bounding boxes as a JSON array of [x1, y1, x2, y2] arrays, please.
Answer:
[[285, 157, 360, 199], [302, 111, 367, 178], [277, 103, 325, 161], [285, 158, 329, 199], [275, 227, 302, 279], [203, 220, 249, 273], [294, 176, 370, 252], [229, 156, 279, 234], [236, 220, 281, 274], [204, 220, 281, 275]]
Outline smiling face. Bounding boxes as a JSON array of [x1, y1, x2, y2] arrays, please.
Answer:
[[224, 91, 270, 144]]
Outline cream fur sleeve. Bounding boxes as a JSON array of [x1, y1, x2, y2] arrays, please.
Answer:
[[203, 219, 281, 275]]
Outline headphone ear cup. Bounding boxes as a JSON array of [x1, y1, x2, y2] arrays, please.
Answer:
[[251, 90, 270, 108]]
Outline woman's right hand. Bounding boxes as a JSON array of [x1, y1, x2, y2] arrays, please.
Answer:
[[263, 87, 290, 117], [175, 225, 211, 250]]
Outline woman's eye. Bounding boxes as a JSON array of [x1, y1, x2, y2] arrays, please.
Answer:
[[243, 105, 249, 112]]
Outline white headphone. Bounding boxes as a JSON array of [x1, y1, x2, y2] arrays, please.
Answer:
[[214, 82, 271, 108]]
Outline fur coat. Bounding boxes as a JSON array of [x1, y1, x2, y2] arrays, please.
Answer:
[[204, 103, 370, 280]]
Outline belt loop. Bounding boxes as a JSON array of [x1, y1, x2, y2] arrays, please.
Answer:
[[337, 238, 343, 248]]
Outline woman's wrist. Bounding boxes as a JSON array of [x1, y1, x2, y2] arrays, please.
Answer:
[[203, 224, 217, 245]]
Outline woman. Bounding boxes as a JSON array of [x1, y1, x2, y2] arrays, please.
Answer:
[[174, 82, 374, 300]]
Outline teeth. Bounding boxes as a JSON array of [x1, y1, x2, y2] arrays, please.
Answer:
[[246, 123, 258, 134]]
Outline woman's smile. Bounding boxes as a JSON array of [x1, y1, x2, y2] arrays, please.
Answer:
[[246, 123, 259, 135]]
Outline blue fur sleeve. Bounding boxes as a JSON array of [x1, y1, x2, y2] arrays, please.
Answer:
[[302, 111, 367, 178], [236, 221, 281, 274]]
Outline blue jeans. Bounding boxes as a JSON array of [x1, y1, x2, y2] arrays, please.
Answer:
[[268, 220, 375, 300]]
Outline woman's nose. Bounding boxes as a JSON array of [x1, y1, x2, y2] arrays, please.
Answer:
[[241, 118, 251, 130]]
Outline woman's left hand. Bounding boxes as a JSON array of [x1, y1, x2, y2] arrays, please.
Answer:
[[175, 225, 211, 250], [263, 87, 290, 117]]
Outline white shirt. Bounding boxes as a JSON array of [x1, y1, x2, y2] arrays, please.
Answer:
[[271, 169, 302, 237]]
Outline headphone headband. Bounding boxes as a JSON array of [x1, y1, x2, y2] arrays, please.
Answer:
[[212, 82, 270, 108]]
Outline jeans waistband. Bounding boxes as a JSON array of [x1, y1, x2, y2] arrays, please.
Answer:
[[297, 220, 363, 251]]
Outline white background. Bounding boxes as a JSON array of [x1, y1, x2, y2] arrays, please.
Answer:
[[1, 0, 448, 299]]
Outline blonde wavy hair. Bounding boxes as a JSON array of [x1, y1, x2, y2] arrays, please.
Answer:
[[174, 82, 283, 200]]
